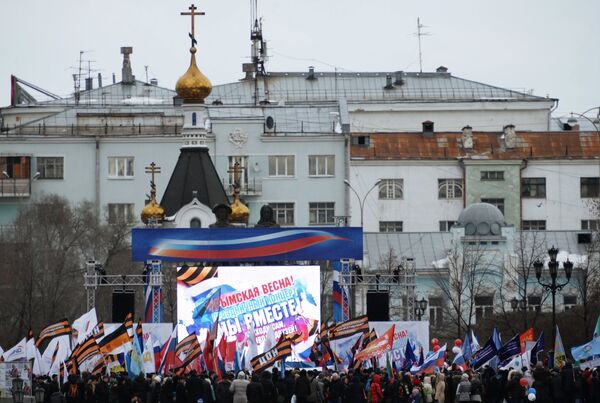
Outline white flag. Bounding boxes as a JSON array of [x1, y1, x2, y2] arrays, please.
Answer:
[[0, 345, 4, 358], [26, 337, 36, 360], [2, 338, 27, 362], [72, 308, 98, 344], [142, 336, 155, 375], [263, 325, 276, 352], [246, 326, 258, 371], [43, 335, 71, 374], [32, 347, 48, 375]]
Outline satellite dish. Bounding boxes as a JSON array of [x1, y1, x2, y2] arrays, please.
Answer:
[[265, 116, 274, 130]]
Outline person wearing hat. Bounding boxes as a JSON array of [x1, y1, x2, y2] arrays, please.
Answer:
[[454, 374, 471, 403]]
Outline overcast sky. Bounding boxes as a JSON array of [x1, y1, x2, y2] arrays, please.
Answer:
[[1, 0, 599, 117]]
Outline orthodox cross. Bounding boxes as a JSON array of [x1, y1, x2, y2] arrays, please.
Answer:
[[227, 161, 243, 189], [145, 162, 162, 197], [181, 4, 205, 47]]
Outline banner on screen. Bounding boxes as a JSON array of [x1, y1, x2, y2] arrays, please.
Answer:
[[177, 266, 320, 362], [132, 227, 362, 262]]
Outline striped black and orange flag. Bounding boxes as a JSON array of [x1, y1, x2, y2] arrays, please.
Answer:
[[98, 323, 130, 355], [175, 333, 198, 360], [73, 337, 101, 367], [177, 266, 218, 287], [329, 315, 369, 341], [123, 313, 133, 337], [174, 336, 201, 376], [60, 359, 76, 378], [135, 319, 143, 345], [91, 359, 105, 376], [251, 336, 293, 373], [49, 342, 60, 370], [36, 319, 72, 348]]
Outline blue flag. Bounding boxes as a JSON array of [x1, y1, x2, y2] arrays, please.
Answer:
[[530, 331, 544, 365], [498, 334, 521, 364], [462, 331, 473, 360], [418, 347, 425, 366], [128, 336, 144, 378], [489, 327, 502, 369], [469, 337, 498, 370], [402, 341, 417, 371]]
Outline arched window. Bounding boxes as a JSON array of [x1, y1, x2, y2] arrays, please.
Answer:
[[191, 112, 197, 126], [378, 179, 403, 199], [190, 218, 201, 228]]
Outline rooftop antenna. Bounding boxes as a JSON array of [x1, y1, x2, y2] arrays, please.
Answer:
[[414, 17, 430, 73], [144, 65, 149, 83]]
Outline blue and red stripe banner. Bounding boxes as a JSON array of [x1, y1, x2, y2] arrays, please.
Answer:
[[132, 227, 363, 262]]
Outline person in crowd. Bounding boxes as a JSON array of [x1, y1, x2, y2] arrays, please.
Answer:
[[295, 370, 312, 403], [454, 373, 471, 403], [434, 372, 445, 403], [216, 372, 234, 403], [229, 372, 249, 403], [246, 373, 264, 403]]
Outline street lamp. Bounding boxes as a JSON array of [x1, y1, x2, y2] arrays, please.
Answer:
[[344, 178, 382, 228], [414, 297, 428, 321], [510, 296, 527, 331], [533, 246, 573, 347]]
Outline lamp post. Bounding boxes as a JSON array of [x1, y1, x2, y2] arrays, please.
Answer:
[[414, 297, 428, 321], [34, 384, 45, 403], [510, 296, 527, 331], [566, 107, 600, 185], [533, 246, 573, 346], [344, 179, 383, 228]]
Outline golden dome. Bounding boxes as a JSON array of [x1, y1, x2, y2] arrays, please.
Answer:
[[141, 198, 165, 224], [229, 194, 249, 224], [175, 47, 212, 103]]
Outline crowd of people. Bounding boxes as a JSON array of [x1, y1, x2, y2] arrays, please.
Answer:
[[32, 361, 600, 403]]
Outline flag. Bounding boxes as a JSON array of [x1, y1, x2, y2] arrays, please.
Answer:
[[142, 335, 155, 375], [176, 333, 198, 361], [417, 347, 424, 366], [2, 338, 27, 362], [135, 320, 144, 347], [72, 308, 98, 344], [48, 341, 60, 375], [469, 337, 499, 370], [245, 326, 258, 371], [489, 327, 502, 370], [471, 330, 481, 352], [92, 322, 105, 338], [36, 320, 72, 348], [355, 325, 395, 362], [26, 336, 36, 361], [263, 326, 276, 352], [417, 344, 447, 374], [98, 323, 131, 354], [554, 326, 566, 368], [191, 287, 221, 320], [594, 315, 600, 339], [32, 347, 48, 375], [498, 334, 521, 364], [128, 336, 144, 378], [175, 336, 202, 376], [123, 313, 134, 338], [401, 338, 417, 371], [329, 315, 369, 340], [251, 336, 293, 373], [530, 331, 544, 365], [348, 335, 363, 369], [386, 352, 393, 378], [462, 331, 473, 360], [157, 328, 178, 374], [519, 328, 535, 354]]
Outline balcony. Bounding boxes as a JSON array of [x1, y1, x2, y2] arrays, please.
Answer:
[[0, 179, 31, 197], [222, 177, 262, 196]]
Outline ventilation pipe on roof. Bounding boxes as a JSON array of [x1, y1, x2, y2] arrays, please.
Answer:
[[384, 75, 394, 90], [85, 77, 93, 91], [436, 66, 448, 73], [98, 73, 103, 88], [462, 125, 473, 149], [502, 124, 517, 148], [394, 71, 404, 86], [306, 66, 316, 80], [120, 46, 135, 84], [150, 78, 158, 86]]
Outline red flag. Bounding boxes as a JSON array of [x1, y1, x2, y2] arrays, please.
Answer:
[[355, 325, 395, 362], [519, 328, 535, 353]]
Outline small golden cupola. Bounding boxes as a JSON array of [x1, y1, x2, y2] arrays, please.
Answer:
[[228, 161, 250, 225], [175, 4, 212, 103], [141, 162, 165, 225]]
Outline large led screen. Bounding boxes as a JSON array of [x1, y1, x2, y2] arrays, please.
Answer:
[[177, 265, 320, 362]]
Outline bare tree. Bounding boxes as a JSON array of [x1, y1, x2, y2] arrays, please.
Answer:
[[434, 241, 500, 339], [0, 194, 130, 346], [497, 230, 548, 333]]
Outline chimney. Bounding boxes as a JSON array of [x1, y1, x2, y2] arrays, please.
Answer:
[[150, 78, 158, 86], [462, 125, 473, 149], [112, 73, 116, 84], [436, 66, 449, 73], [384, 74, 394, 90], [97, 73, 103, 88], [306, 66, 316, 80], [502, 124, 517, 148], [120, 47, 135, 84], [85, 77, 93, 91], [394, 71, 404, 86]]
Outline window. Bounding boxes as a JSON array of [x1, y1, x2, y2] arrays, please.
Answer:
[[481, 171, 504, 181], [379, 221, 403, 232], [481, 198, 504, 214], [309, 202, 335, 225], [269, 203, 295, 226], [36, 157, 64, 179], [581, 177, 600, 198], [308, 155, 335, 177], [522, 220, 546, 231], [228, 156, 248, 188], [428, 297, 444, 327], [352, 136, 370, 146], [268, 155, 294, 177], [527, 296, 542, 312], [378, 179, 403, 200], [191, 112, 197, 126], [438, 179, 463, 199], [475, 296, 494, 322], [107, 203, 135, 224], [0, 156, 30, 179], [108, 157, 134, 178], [422, 121, 434, 134], [563, 295, 577, 311], [190, 218, 202, 228], [522, 178, 546, 198], [582, 220, 600, 231], [439, 221, 456, 232]]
